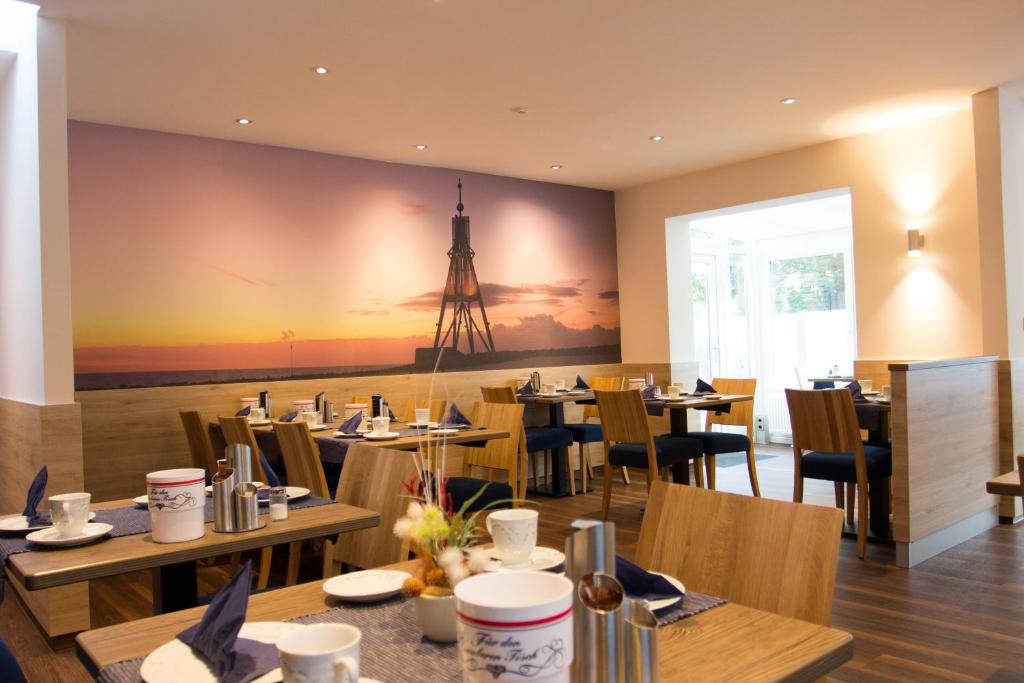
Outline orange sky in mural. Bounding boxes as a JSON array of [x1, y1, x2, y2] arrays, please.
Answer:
[[69, 122, 620, 375]]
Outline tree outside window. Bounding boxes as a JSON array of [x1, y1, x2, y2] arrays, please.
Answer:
[[771, 254, 845, 313]]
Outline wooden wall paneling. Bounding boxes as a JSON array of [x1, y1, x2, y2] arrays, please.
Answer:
[[997, 359, 1024, 521]]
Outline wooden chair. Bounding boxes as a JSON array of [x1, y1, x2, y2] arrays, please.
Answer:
[[179, 410, 217, 474], [326, 443, 419, 573], [636, 481, 843, 625], [218, 415, 274, 588], [563, 376, 630, 490], [786, 388, 892, 559], [594, 389, 704, 520], [273, 420, 331, 585], [687, 378, 759, 496], [399, 397, 447, 423], [458, 401, 527, 503]]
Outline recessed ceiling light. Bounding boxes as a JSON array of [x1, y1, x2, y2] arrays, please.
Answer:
[[550, 164, 562, 170], [780, 97, 798, 105], [415, 144, 428, 150], [650, 135, 664, 142], [235, 117, 252, 125], [312, 66, 329, 75]]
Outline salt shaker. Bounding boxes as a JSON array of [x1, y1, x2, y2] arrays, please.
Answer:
[[269, 486, 288, 521]]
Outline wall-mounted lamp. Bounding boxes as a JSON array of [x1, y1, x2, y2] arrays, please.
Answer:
[[907, 227, 924, 258]]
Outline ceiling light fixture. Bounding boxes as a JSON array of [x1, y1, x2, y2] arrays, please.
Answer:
[[780, 97, 798, 105], [312, 66, 329, 75], [550, 164, 562, 170], [650, 135, 664, 142], [235, 117, 252, 125], [415, 144, 428, 150]]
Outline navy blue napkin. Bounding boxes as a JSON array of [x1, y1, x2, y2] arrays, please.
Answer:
[[22, 467, 47, 523], [177, 561, 278, 683], [338, 411, 362, 434], [575, 375, 590, 390], [695, 379, 716, 394], [517, 380, 536, 396], [388, 406, 396, 420], [846, 380, 865, 402], [615, 555, 683, 605], [235, 405, 251, 417], [445, 403, 472, 427], [278, 411, 298, 422], [641, 385, 657, 399], [258, 451, 280, 487]]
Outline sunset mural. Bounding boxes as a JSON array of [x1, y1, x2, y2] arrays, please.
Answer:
[[68, 122, 620, 389]]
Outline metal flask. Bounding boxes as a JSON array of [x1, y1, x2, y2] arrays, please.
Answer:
[[566, 519, 619, 681], [233, 482, 260, 531], [225, 443, 253, 484], [315, 391, 326, 415], [624, 599, 660, 683], [323, 399, 334, 425], [531, 370, 541, 391], [371, 394, 383, 418], [211, 467, 238, 532], [577, 572, 626, 682], [259, 390, 271, 418]]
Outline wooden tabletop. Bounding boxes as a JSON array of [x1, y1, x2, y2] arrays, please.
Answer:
[[658, 393, 753, 410], [986, 470, 1022, 497], [247, 422, 510, 452], [8, 499, 379, 591], [76, 560, 852, 682], [517, 390, 594, 404]]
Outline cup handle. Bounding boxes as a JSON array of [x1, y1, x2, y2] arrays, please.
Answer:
[[334, 655, 358, 683], [485, 515, 493, 536]]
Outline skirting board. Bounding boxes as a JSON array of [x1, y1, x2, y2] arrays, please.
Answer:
[[896, 508, 997, 568]]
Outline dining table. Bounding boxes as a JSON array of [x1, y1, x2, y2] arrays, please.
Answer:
[[516, 390, 595, 497], [4, 497, 380, 615], [75, 558, 854, 682]]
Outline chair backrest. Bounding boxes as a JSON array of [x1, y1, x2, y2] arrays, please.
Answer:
[[704, 378, 756, 432], [273, 421, 330, 498], [461, 401, 526, 500], [481, 385, 517, 404], [333, 444, 419, 569], [179, 410, 217, 474], [583, 376, 624, 420], [593, 389, 653, 444], [399, 398, 447, 423], [217, 415, 268, 482], [785, 388, 863, 455], [636, 481, 843, 625]]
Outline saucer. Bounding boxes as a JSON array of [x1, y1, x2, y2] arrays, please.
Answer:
[[308, 423, 333, 431], [26, 522, 113, 547], [133, 495, 149, 507], [247, 419, 272, 426], [206, 482, 265, 495], [483, 546, 566, 573], [0, 512, 96, 533], [333, 431, 364, 438], [364, 431, 401, 440], [406, 421, 439, 429], [428, 428, 461, 436], [323, 569, 411, 602]]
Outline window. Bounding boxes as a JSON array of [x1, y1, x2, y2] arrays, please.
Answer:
[[770, 253, 845, 313]]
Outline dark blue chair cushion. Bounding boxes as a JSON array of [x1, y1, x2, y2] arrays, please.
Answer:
[[812, 381, 836, 389], [0, 638, 26, 683], [686, 431, 751, 456], [609, 436, 704, 469], [446, 477, 514, 513], [525, 427, 573, 453], [564, 423, 603, 444], [801, 444, 892, 483]]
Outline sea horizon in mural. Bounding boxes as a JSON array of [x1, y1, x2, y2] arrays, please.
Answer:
[[69, 122, 620, 390]]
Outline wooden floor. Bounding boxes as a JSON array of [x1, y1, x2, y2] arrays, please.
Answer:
[[3, 446, 1024, 681]]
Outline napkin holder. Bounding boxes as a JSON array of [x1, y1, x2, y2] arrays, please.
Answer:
[[566, 519, 620, 682], [212, 471, 265, 534], [225, 444, 253, 484]]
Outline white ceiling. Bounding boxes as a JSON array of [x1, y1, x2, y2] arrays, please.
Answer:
[[36, 0, 1024, 190], [689, 191, 852, 242]]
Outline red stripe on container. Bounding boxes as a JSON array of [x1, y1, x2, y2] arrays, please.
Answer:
[[146, 478, 204, 487], [456, 605, 572, 629]]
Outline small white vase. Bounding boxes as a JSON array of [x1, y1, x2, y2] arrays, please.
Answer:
[[415, 593, 458, 643]]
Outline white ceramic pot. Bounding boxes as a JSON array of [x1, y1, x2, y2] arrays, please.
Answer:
[[146, 468, 206, 543], [416, 592, 458, 643]]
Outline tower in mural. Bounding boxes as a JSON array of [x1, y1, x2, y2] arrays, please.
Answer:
[[432, 180, 496, 354]]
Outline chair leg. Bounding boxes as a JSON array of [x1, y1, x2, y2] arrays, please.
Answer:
[[745, 446, 761, 497], [256, 546, 273, 590], [846, 483, 856, 525], [794, 471, 804, 503], [579, 444, 589, 494], [601, 463, 613, 520], [585, 446, 595, 479], [620, 466, 631, 485], [228, 551, 241, 575], [705, 455, 716, 490], [321, 537, 337, 579], [834, 482, 844, 509], [857, 480, 869, 559], [285, 541, 302, 586], [530, 453, 540, 487], [566, 448, 577, 496], [693, 457, 705, 488]]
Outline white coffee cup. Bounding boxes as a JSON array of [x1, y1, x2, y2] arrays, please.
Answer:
[[555, 379, 566, 391], [666, 385, 681, 399], [486, 509, 538, 567], [541, 383, 556, 395], [300, 411, 319, 426], [882, 385, 892, 400], [49, 492, 91, 537], [860, 379, 873, 392], [249, 407, 265, 422], [455, 571, 574, 683], [278, 623, 360, 683], [146, 468, 206, 543], [371, 416, 390, 436], [415, 407, 430, 424], [239, 397, 259, 412]]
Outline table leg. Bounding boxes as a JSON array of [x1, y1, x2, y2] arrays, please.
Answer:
[[527, 403, 585, 498], [669, 407, 689, 436], [867, 411, 890, 446], [671, 462, 690, 486], [152, 561, 199, 614], [869, 478, 891, 537]]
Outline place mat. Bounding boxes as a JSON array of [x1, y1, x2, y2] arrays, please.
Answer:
[[96, 589, 728, 682]]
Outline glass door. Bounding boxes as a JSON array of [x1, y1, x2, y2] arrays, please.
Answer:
[[691, 254, 720, 380]]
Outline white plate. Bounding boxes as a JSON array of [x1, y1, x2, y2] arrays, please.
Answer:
[[406, 421, 439, 428], [25, 522, 113, 547], [483, 546, 566, 573], [333, 431, 364, 438], [247, 419, 272, 426], [323, 569, 412, 602], [0, 512, 96, 533], [205, 482, 265, 495], [258, 486, 310, 505], [567, 390, 587, 395], [427, 428, 461, 436], [133, 495, 149, 507], [645, 572, 686, 612], [692, 394, 721, 400], [863, 391, 880, 396], [308, 423, 333, 431], [363, 432, 401, 440]]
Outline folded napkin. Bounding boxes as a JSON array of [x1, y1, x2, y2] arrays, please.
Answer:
[[640, 385, 657, 399], [338, 411, 362, 434], [22, 466, 47, 523], [445, 403, 472, 427], [258, 451, 280, 487], [517, 380, 536, 396], [846, 380, 865, 402], [615, 555, 683, 606], [694, 378, 716, 394], [575, 375, 590, 390], [388, 406, 397, 420], [177, 561, 278, 683], [278, 411, 298, 422], [235, 405, 251, 417]]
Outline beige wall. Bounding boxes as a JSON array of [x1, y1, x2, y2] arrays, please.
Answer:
[[615, 108, 982, 364]]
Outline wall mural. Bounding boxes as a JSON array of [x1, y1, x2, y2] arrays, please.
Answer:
[[68, 122, 620, 390]]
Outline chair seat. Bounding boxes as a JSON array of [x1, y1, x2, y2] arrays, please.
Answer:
[[801, 445, 892, 483], [446, 477, 514, 513], [564, 422, 603, 444], [685, 431, 751, 455], [525, 427, 573, 453], [609, 436, 704, 469]]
